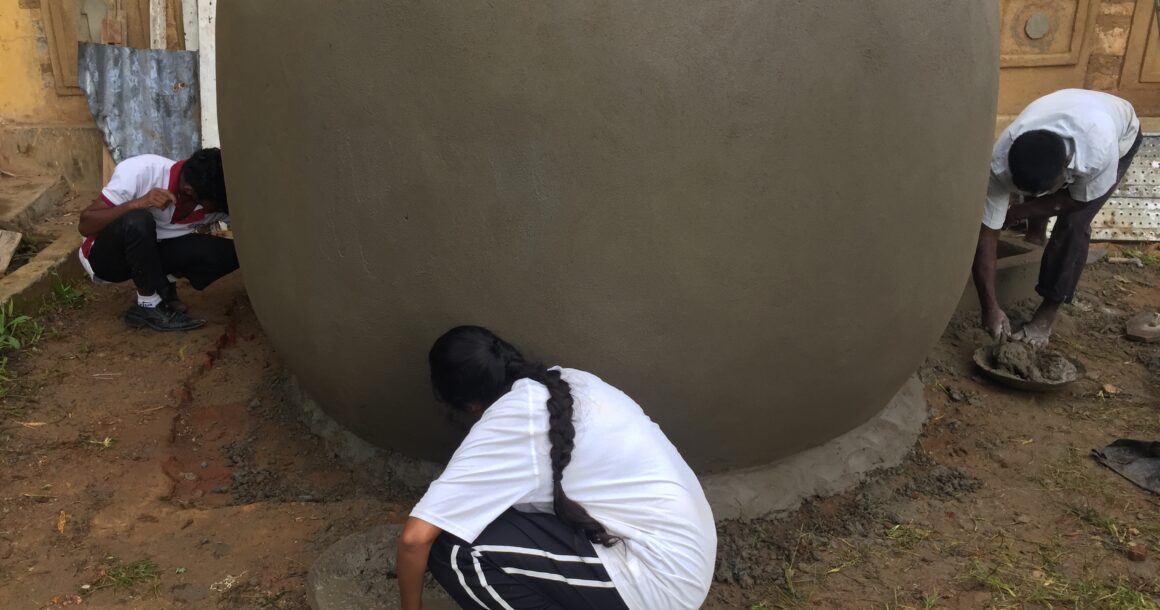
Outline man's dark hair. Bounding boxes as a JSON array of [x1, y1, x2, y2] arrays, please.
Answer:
[[182, 148, 228, 213], [1008, 130, 1067, 195]]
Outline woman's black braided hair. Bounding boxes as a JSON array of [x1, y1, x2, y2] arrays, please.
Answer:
[[429, 325, 620, 547]]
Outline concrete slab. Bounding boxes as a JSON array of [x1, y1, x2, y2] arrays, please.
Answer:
[[958, 236, 1043, 314], [289, 370, 929, 524], [307, 525, 457, 610], [0, 232, 84, 314], [0, 173, 70, 232]]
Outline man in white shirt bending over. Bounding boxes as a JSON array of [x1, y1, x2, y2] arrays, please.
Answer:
[[76, 148, 237, 332], [973, 89, 1141, 347]]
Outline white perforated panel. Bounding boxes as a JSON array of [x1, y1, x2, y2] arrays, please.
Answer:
[[1048, 134, 1160, 242]]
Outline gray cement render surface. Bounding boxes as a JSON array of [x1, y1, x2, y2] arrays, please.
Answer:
[[700, 375, 928, 520], [218, 1, 999, 472], [287, 371, 928, 522], [305, 377, 928, 609]]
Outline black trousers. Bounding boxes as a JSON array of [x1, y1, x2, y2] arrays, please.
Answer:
[[427, 509, 631, 610], [87, 209, 239, 295], [1034, 131, 1143, 303]]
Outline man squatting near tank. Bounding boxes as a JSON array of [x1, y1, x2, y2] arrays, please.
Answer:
[[76, 148, 239, 332], [973, 89, 1141, 347]]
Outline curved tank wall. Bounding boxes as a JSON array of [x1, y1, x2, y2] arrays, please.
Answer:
[[216, 1, 999, 473]]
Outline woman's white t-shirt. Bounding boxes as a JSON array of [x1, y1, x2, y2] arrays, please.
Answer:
[[411, 368, 717, 610]]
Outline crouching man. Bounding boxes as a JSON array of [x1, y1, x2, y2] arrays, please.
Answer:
[[77, 148, 239, 331]]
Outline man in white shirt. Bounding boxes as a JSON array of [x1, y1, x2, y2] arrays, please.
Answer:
[[76, 148, 238, 331], [972, 89, 1141, 347]]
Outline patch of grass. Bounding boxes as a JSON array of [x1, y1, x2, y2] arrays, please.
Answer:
[[1097, 587, 1160, 610], [42, 276, 86, 313], [83, 436, 117, 451], [968, 559, 1159, 609], [1122, 248, 1160, 268], [969, 560, 1019, 598], [1065, 504, 1129, 546], [0, 302, 39, 350], [884, 524, 932, 548], [91, 558, 161, 594], [0, 301, 47, 402], [1036, 446, 1120, 504]]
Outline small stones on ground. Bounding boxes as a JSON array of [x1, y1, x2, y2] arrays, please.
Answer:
[[1128, 542, 1147, 562], [967, 395, 984, 407], [947, 388, 966, 403], [1015, 514, 1032, 524]]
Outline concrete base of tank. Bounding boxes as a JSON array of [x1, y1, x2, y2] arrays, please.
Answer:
[[957, 236, 1045, 315], [285, 371, 929, 522]]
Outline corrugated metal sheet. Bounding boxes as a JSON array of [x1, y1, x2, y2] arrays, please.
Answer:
[[77, 42, 201, 164]]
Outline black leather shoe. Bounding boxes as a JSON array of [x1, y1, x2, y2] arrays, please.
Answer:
[[160, 282, 188, 313], [124, 303, 206, 332]]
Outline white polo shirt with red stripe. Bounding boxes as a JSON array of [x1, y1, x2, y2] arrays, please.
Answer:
[[79, 155, 227, 280]]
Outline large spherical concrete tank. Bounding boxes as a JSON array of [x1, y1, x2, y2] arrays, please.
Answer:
[[217, 1, 998, 473]]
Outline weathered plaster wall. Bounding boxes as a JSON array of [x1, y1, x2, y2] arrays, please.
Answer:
[[0, 1, 92, 125], [0, 1, 102, 190], [218, 1, 1000, 473], [998, 0, 1160, 120], [1085, 0, 1137, 91]]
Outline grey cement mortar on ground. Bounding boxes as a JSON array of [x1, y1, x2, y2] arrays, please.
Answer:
[[288, 370, 928, 522], [307, 525, 456, 610]]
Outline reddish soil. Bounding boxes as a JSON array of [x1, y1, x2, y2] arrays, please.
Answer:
[[1, 275, 412, 609], [0, 253, 1158, 609]]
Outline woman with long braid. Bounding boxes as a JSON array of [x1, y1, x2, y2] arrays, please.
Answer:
[[397, 326, 716, 610]]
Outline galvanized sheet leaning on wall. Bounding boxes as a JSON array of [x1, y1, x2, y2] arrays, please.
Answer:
[[77, 42, 201, 164]]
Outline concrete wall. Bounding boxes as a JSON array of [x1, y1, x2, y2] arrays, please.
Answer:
[[218, 0, 1000, 473], [0, 1, 101, 190]]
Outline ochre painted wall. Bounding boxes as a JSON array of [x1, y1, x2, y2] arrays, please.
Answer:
[[0, 1, 92, 125], [998, 0, 1160, 117]]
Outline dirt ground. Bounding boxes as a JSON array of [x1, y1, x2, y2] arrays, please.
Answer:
[[0, 250, 1158, 609]]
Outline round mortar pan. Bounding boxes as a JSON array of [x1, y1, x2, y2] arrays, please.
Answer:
[[972, 346, 1086, 392]]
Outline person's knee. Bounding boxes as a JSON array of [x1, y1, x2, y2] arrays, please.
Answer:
[[121, 209, 157, 238]]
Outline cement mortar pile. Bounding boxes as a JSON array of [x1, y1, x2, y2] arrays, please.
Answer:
[[992, 342, 1078, 384]]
